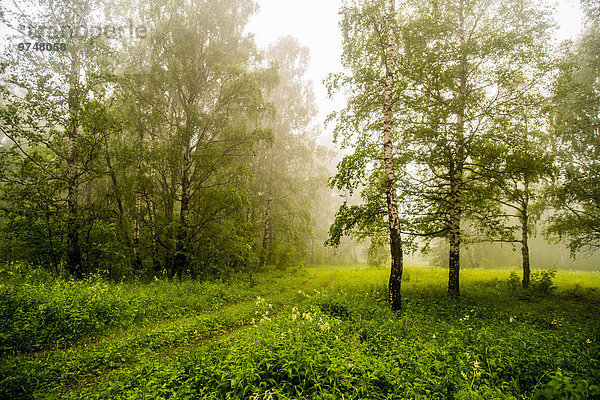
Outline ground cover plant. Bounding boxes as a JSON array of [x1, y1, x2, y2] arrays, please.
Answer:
[[1, 265, 598, 399], [0, 261, 312, 355], [0, 264, 332, 398]]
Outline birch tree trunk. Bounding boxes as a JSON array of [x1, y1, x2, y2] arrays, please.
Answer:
[[521, 176, 531, 288], [261, 187, 272, 266], [145, 177, 161, 272], [175, 122, 192, 275], [133, 113, 143, 272], [448, 160, 463, 297], [448, 0, 467, 298], [66, 20, 82, 278], [384, 0, 404, 311], [261, 148, 275, 267]]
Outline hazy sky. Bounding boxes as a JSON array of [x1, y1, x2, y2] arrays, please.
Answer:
[[246, 0, 585, 143], [246, 0, 344, 144]]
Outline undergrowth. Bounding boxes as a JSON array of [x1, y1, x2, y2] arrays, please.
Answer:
[[0, 262, 307, 354], [1, 265, 599, 399]]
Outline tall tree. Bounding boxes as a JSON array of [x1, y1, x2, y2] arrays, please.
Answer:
[[548, 7, 600, 253], [480, 93, 555, 288], [251, 35, 319, 268], [327, 0, 406, 310], [0, 0, 281, 278], [398, 0, 553, 296], [0, 0, 114, 276], [382, 0, 404, 310], [131, 0, 271, 276]]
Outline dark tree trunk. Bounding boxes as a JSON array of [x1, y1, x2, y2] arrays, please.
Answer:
[[105, 142, 131, 252], [133, 122, 143, 272], [384, 0, 404, 311], [145, 190, 161, 273], [165, 181, 176, 274], [261, 187, 272, 267], [133, 189, 142, 272], [261, 148, 275, 268], [448, 192, 462, 297], [174, 146, 191, 275], [66, 24, 82, 278], [521, 178, 530, 288], [448, 154, 463, 297]]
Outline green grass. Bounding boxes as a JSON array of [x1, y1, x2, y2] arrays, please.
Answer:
[[0, 262, 310, 354], [1, 264, 599, 399]]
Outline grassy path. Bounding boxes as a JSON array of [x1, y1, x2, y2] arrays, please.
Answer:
[[4, 267, 599, 399], [0, 269, 334, 399]]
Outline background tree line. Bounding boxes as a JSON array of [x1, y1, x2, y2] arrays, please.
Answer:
[[0, 0, 346, 279]]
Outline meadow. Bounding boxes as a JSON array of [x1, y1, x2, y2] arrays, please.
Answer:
[[0, 263, 599, 399]]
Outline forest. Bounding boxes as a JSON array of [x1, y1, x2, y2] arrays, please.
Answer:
[[0, 0, 599, 398]]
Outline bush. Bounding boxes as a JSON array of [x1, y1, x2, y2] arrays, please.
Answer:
[[530, 270, 557, 295], [561, 284, 598, 301], [507, 269, 557, 299], [507, 271, 521, 292]]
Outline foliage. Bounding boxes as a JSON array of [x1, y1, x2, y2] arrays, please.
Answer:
[[0, 0, 326, 278], [0, 266, 333, 399], [0, 261, 310, 355], [533, 370, 600, 400], [548, 16, 600, 254], [327, 0, 556, 299], [1, 266, 598, 399], [367, 236, 390, 268], [507, 269, 557, 298]]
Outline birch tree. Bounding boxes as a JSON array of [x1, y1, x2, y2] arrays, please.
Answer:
[[327, 0, 406, 310], [548, 6, 600, 253], [401, 0, 553, 296], [253, 36, 318, 268], [0, 0, 114, 276], [480, 93, 556, 288]]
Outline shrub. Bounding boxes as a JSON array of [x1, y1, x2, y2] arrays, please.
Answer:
[[533, 370, 600, 399], [506, 269, 557, 298], [530, 270, 557, 295], [507, 271, 521, 292]]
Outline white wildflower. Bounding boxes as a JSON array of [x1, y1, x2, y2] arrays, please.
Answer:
[[290, 307, 299, 321]]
